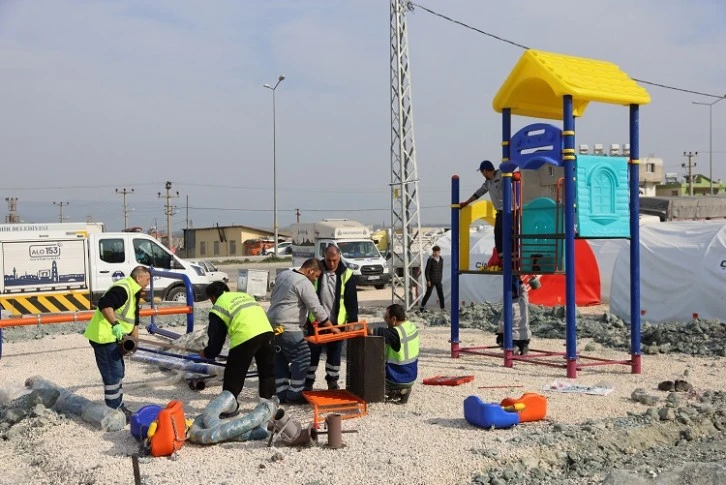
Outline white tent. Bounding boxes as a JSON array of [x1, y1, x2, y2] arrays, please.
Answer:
[[610, 220, 726, 323], [435, 226, 502, 308], [588, 214, 661, 302]]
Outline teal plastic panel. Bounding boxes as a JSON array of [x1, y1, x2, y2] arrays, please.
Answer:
[[576, 155, 630, 238], [520, 197, 563, 273]]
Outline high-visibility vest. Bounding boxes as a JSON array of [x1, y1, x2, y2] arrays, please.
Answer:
[[386, 321, 420, 365], [84, 276, 142, 344], [309, 268, 353, 324], [210, 292, 272, 349]]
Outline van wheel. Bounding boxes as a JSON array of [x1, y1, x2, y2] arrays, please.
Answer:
[[165, 286, 187, 303], [374, 284, 386, 290]]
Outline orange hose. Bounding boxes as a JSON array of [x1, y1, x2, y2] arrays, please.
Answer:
[[0, 306, 193, 328]]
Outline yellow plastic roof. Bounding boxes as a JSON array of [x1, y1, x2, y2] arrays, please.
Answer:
[[492, 49, 651, 120]]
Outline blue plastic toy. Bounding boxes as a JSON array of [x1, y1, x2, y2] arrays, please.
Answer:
[[130, 404, 163, 441], [463, 396, 519, 430]]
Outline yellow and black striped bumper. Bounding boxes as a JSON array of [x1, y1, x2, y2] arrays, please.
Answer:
[[0, 291, 92, 316]]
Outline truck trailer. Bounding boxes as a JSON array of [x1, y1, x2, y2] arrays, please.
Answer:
[[0, 223, 209, 315]]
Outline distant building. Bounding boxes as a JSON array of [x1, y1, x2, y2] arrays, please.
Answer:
[[520, 146, 664, 201], [182, 225, 290, 259], [655, 173, 726, 196]]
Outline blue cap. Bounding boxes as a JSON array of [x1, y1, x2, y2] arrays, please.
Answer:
[[478, 160, 495, 171]]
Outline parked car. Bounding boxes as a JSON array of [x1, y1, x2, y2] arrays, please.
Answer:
[[273, 241, 292, 255], [189, 260, 229, 283]]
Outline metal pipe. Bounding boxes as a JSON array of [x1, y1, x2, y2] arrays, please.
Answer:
[[130, 350, 227, 373], [325, 413, 344, 449], [147, 268, 195, 333], [562, 95, 577, 378], [629, 104, 642, 374], [501, 171, 514, 368], [0, 305, 192, 329]]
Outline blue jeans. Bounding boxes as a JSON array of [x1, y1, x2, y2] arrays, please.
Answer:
[[274, 330, 310, 403], [90, 341, 125, 409], [306, 340, 343, 389]]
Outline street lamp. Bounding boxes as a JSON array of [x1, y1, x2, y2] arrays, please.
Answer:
[[692, 94, 726, 195], [263, 74, 286, 256]]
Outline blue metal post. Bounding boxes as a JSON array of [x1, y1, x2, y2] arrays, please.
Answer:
[[501, 172, 514, 367], [145, 268, 195, 336], [450, 175, 461, 358], [629, 104, 642, 374], [501, 108, 514, 367], [562, 95, 578, 378]]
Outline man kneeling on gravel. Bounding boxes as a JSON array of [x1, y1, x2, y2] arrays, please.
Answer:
[[367, 304, 419, 404]]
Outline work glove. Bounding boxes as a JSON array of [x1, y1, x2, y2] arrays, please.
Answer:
[[111, 323, 126, 342]]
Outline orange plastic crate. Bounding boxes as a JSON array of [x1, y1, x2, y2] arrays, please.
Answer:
[[302, 390, 367, 428], [304, 320, 367, 345], [423, 375, 475, 386]]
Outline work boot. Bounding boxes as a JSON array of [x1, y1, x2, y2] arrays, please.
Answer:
[[119, 405, 133, 425], [327, 380, 340, 391], [398, 388, 412, 404], [495, 333, 503, 348], [514, 340, 530, 356]]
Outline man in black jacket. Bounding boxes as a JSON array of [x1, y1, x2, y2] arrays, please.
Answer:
[[420, 245, 444, 312], [305, 244, 358, 390]]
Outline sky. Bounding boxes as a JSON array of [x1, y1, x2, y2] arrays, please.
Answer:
[[1, 0, 725, 232]]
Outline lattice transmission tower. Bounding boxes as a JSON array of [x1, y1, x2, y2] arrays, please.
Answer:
[[390, 0, 424, 310]]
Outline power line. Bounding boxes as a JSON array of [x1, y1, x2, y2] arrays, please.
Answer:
[[0, 182, 161, 191], [408, 1, 726, 99], [184, 204, 450, 213]]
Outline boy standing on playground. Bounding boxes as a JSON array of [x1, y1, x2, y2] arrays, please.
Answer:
[[460, 160, 504, 266], [496, 275, 540, 355]]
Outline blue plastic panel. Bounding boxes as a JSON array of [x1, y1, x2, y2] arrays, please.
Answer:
[[510, 123, 563, 170], [576, 155, 630, 238], [464, 396, 519, 429], [521, 197, 564, 273]]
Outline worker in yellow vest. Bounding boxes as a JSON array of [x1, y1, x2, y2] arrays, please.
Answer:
[[200, 281, 276, 417], [305, 244, 358, 391], [83, 266, 151, 419], [367, 304, 419, 404]]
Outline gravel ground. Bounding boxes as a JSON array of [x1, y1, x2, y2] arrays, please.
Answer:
[[2, 299, 726, 485]]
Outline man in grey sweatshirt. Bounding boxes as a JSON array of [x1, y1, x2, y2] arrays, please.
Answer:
[[267, 258, 332, 404]]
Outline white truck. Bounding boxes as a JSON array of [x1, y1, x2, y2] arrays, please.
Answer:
[[291, 219, 390, 289], [0, 222, 209, 315]]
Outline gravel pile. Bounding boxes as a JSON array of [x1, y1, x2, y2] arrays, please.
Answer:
[[419, 303, 726, 357], [4, 300, 726, 484], [464, 389, 726, 485]]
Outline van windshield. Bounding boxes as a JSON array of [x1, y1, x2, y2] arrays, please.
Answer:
[[338, 241, 380, 259]]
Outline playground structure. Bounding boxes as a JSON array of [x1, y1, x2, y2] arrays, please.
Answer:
[[450, 49, 651, 378]]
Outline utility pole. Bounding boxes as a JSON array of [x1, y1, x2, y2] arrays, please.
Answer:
[[115, 187, 134, 229], [295, 208, 301, 223], [682, 151, 698, 196], [185, 195, 190, 229], [53, 201, 69, 222], [5, 197, 19, 223], [158, 181, 179, 249]]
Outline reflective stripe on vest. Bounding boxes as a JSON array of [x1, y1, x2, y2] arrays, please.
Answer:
[[386, 321, 420, 365], [83, 276, 141, 344], [309, 268, 353, 324], [210, 292, 273, 349]]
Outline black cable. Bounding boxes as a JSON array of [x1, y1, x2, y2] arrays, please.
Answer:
[[408, 1, 725, 99]]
